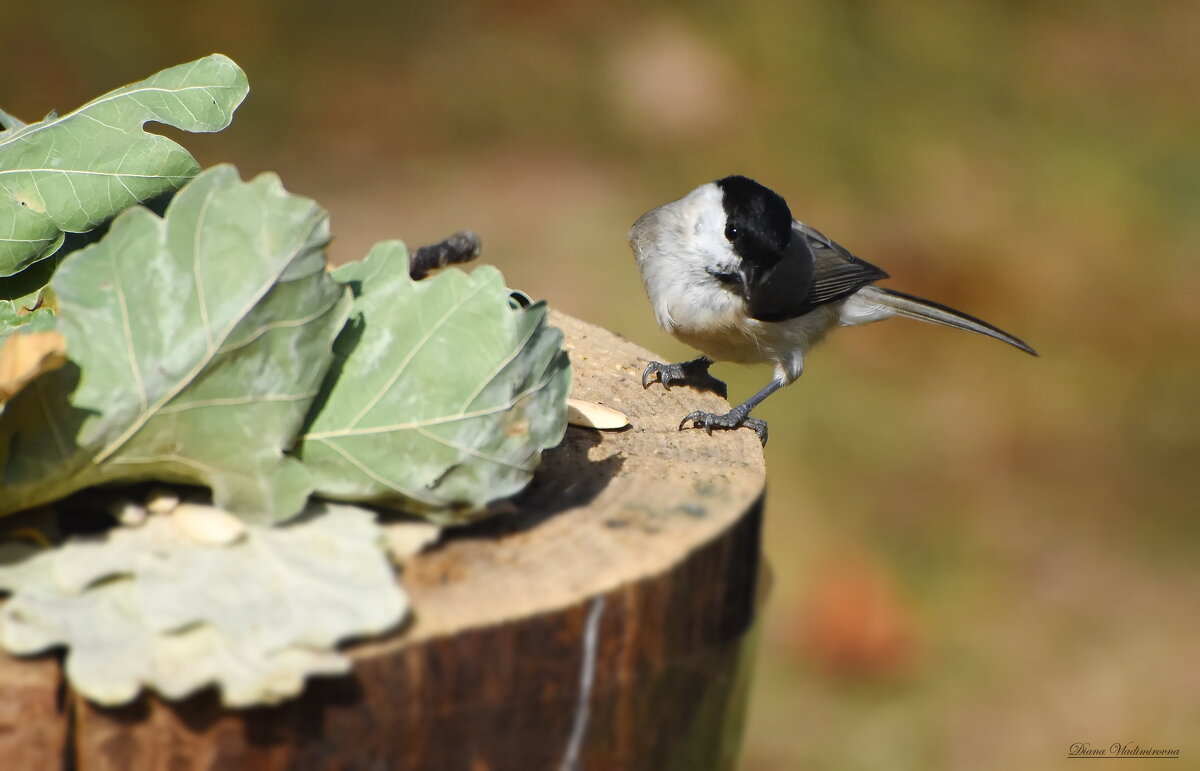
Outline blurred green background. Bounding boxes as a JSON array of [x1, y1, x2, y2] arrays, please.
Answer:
[[6, 1, 1198, 768]]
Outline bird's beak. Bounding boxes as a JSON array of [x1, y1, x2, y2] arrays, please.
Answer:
[[737, 263, 757, 302]]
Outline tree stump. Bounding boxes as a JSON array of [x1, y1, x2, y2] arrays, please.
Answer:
[[0, 311, 767, 771]]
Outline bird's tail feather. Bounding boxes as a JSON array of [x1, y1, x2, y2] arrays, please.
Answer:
[[869, 287, 1037, 356]]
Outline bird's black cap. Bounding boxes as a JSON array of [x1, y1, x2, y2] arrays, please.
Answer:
[[716, 175, 793, 267]]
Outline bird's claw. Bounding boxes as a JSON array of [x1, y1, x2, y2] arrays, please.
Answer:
[[679, 409, 768, 446], [641, 361, 677, 389], [641, 358, 728, 399]]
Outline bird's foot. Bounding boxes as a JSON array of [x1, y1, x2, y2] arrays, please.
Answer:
[[679, 407, 768, 446], [642, 357, 728, 399]]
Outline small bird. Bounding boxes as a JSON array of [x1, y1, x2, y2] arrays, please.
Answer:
[[628, 175, 1036, 445]]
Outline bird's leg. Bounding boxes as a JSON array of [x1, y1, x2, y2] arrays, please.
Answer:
[[679, 378, 785, 446], [642, 356, 728, 399]]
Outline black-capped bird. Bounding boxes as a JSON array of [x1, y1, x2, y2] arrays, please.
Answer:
[[628, 175, 1036, 445]]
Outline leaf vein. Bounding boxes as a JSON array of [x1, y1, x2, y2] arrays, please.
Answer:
[[104, 452, 230, 479], [413, 425, 537, 473], [157, 391, 319, 416], [111, 245, 148, 415], [192, 182, 218, 349], [35, 377, 70, 462], [0, 168, 194, 180], [349, 280, 487, 428], [458, 310, 540, 412], [312, 438, 443, 507], [0, 83, 241, 150], [90, 208, 328, 466], [304, 375, 553, 440], [216, 290, 347, 356]]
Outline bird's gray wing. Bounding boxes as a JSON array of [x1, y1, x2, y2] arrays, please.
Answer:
[[793, 221, 889, 307]]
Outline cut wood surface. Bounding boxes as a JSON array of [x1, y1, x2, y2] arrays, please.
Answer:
[[0, 651, 66, 769], [2, 311, 768, 771]]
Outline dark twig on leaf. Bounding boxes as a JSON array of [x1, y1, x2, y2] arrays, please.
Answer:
[[409, 231, 482, 280]]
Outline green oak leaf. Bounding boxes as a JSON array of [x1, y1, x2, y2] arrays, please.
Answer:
[[298, 242, 571, 524], [0, 164, 352, 523], [0, 245, 60, 340], [0, 54, 248, 277], [0, 287, 55, 343]]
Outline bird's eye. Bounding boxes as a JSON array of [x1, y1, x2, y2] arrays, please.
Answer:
[[725, 224, 738, 241]]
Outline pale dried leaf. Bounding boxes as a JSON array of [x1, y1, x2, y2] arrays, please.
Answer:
[[0, 502, 405, 707], [0, 330, 65, 403]]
